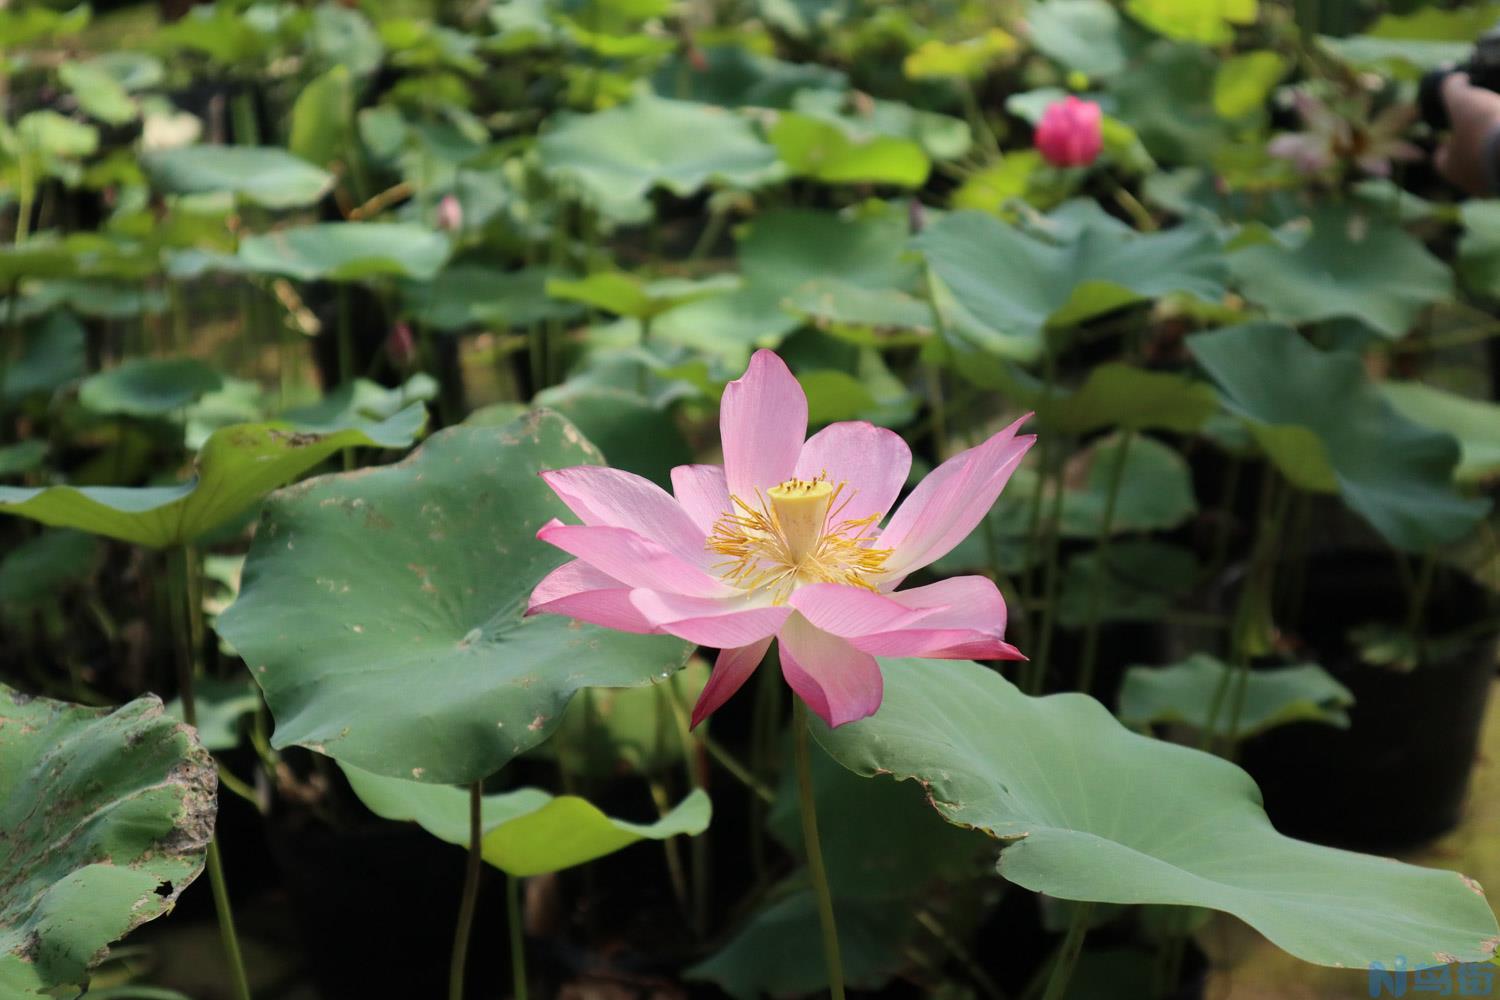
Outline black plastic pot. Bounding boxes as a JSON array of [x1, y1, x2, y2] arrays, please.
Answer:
[[1239, 550, 1497, 852]]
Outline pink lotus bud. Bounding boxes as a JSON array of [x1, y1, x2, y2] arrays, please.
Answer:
[[436, 194, 463, 232], [387, 322, 417, 367], [1034, 96, 1103, 168]]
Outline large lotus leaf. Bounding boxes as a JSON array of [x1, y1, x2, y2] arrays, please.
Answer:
[[59, 60, 136, 125], [653, 207, 917, 360], [1188, 323, 1489, 550], [934, 439, 1196, 576], [1029, 433, 1199, 539], [537, 92, 781, 215], [341, 762, 710, 876], [0, 441, 46, 479], [0, 407, 425, 547], [1026, 0, 1129, 78], [165, 676, 260, 752], [1118, 655, 1354, 738], [1125, 0, 1254, 44], [237, 223, 451, 282], [545, 271, 738, 320], [1056, 540, 1198, 627], [0, 686, 215, 995], [1212, 51, 1287, 120], [1230, 206, 1452, 339], [687, 889, 915, 999], [1320, 6, 1500, 76], [1381, 381, 1500, 484], [3, 312, 86, 407], [530, 384, 692, 487], [780, 279, 932, 339], [140, 146, 335, 209], [1457, 200, 1500, 298], [997, 361, 1217, 434], [917, 211, 1225, 362], [651, 45, 846, 108], [1111, 41, 1233, 164], [78, 357, 224, 418], [217, 414, 693, 784], [281, 374, 438, 429], [813, 657, 1500, 969], [401, 265, 582, 332], [767, 112, 929, 188], [788, 91, 972, 162], [0, 530, 98, 619]]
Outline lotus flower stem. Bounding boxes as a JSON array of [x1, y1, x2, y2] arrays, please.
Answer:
[[1077, 430, 1135, 695], [793, 698, 846, 1000], [508, 875, 529, 1000], [448, 781, 483, 1000], [1040, 901, 1094, 1000], [204, 841, 252, 1000]]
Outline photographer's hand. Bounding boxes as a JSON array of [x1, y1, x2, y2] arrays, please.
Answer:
[[1436, 72, 1500, 195]]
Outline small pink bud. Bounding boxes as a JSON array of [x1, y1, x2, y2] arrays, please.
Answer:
[[387, 322, 417, 366], [436, 194, 463, 232], [1034, 96, 1103, 169]]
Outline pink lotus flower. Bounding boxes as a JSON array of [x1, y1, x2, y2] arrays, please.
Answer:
[[528, 350, 1034, 728], [1035, 96, 1103, 168]]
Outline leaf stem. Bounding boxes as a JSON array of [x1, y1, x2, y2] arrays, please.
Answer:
[[171, 546, 252, 1000], [448, 781, 483, 1000], [1040, 901, 1093, 1000], [793, 698, 845, 1000], [508, 875, 528, 1000]]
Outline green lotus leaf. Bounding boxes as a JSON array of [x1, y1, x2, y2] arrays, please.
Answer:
[[165, 676, 260, 752], [0, 407, 425, 547], [530, 384, 693, 487], [651, 45, 847, 108], [78, 357, 224, 418], [1118, 655, 1354, 738], [768, 112, 929, 188], [342, 760, 710, 876], [813, 657, 1500, 969], [2, 312, 85, 408], [1188, 322, 1489, 550], [141, 146, 335, 210], [1125, 0, 1255, 45], [217, 413, 693, 784], [1381, 381, 1500, 484], [654, 207, 918, 361], [1056, 540, 1199, 627], [1230, 206, 1452, 339], [1027, 0, 1129, 78], [0, 686, 216, 995], [545, 271, 739, 320], [918, 210, 1225, 363], [401, 265, 582, 332], [59, 60, 136, 125], [537, 92, 782, 216], [237, 223, 451, 282]]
